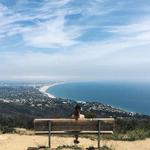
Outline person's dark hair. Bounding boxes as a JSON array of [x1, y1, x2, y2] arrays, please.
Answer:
[[74, 104, 81, 117], [75, 104, 81, 111]]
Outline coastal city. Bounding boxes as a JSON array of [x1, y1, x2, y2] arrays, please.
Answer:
[[0, 81, 146, 120]]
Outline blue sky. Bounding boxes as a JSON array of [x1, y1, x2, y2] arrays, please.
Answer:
[[0, 0, 150, 81]]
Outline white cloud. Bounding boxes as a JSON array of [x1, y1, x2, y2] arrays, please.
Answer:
[[1, 0, 150, 81], [0, 0, 83, 47], [107, 18, 150, 34], [23, 17, 81, 48], [0, 36, 150, 81]]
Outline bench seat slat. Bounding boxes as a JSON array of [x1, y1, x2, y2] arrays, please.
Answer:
[[34, 118, 114, 123], [35, 131, 113, 134], [34, 119, 114, 132]]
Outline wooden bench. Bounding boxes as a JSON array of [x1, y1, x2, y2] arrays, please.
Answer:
[[34, 118, 115, 149]]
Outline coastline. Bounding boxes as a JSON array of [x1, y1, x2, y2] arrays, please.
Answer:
[[38, 82, 150, 115], [39, 82, 65, 98]]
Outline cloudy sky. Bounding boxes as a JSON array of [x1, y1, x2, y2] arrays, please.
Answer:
[[0, 0, 150, 81]]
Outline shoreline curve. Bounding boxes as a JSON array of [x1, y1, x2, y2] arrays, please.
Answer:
[[39, 82, 65, 98]]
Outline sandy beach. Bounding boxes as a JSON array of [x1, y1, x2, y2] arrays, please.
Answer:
[[0, 134, 150, 150], [39, 82, 64, 99]]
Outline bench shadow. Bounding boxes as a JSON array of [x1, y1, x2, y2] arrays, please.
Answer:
[[27, 146, 50, 150], [27, 147, 38, 150], [86, 147, 99, 150], [55, 145, 99, 150], [27, 146, 99, 150]]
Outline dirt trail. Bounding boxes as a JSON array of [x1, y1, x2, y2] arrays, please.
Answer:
[[0, 134, 150, 150]]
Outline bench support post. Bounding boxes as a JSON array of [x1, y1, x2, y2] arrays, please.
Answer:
[[48, 121, 51, 148], [98, 120, 100, 149]]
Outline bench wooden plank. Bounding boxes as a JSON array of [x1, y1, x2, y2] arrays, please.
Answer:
[[34, 118, 114, 123], [35, 130, 113, 134], [35, 121, 98, 131], [34, 120, 114, 131]]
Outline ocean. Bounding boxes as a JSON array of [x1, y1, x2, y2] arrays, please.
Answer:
[[47, 82, 150, 115]]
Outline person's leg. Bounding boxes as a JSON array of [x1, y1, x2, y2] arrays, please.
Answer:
[[74, 134, 80, 144]]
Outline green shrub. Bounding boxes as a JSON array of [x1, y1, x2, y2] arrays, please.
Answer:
[[56, 145, 82, 150], [55, 145, 113, 150], [84, 112, 96, 118], [0, 125, 15, 134], [103, 129, 148, 141], [100, 145, 114, 150]]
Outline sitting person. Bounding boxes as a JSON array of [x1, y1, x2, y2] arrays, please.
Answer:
[[72, 104, 85, 144]]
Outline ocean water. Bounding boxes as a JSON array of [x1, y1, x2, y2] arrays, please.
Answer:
[[47, 82, 150, 115]]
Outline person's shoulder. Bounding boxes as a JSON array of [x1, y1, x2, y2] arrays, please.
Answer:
[[79, 114, 85, 119]]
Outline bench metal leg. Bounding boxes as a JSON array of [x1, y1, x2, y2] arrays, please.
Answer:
[[48, 121, 51, 148], [98, 121, 100, 149]]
